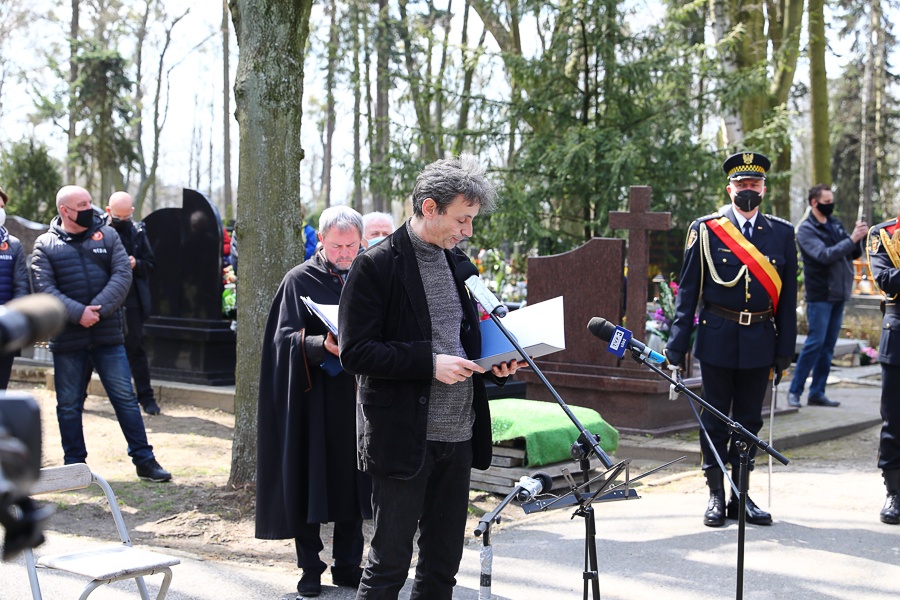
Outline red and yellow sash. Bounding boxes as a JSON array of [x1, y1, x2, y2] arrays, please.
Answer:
[[706, 217, 782, 313]]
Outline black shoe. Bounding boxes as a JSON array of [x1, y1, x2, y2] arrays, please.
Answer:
[[704, 489, 726, 527], [881, 494, 900, 525], [331, 565, 363, 588], [141, 399, 161, 415], [787, 393, 802, 408], [297, 570, 322, 598], [808, 395, 840, 407], [726, 495, 773, 525], [135, 458, 172, 482]]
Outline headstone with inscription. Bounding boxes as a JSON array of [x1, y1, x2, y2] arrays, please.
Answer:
[[142, 189, 235, 385], [517, 186, 704, 434]]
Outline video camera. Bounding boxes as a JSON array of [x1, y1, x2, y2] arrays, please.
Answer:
[[0, 293, 68, 560]]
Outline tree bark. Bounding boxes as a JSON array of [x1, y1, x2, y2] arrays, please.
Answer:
[[372, 0, 390, 212], [68, 0, 80, 182], [808, 0, 830, 186], [351, 0, 363, 210], [859, 4, 875, 226], [321, 0, 338, 208], [222, 0, 233, 220], [228, 0, 312, 488]]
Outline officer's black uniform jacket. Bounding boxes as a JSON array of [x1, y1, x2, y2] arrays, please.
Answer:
[[868, 218, 900, 367], [667, 206, 798, 370]]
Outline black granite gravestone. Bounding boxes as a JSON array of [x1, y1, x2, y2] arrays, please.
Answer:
[[142, 189, 235, 385]]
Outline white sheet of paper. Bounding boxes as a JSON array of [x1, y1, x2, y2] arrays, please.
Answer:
[[476, 296, 566, 369]]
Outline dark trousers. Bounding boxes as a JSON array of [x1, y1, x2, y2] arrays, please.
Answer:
[[699, 364, 770, 472], [880, 363, 900, 471], [295, 518, 365, 573], [124, 307, 154, 405], [0, 352, 15, 390], [357, 440, 473, 600]]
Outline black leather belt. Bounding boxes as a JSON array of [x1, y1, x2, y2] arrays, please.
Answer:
[[704, 303, 773, 325]]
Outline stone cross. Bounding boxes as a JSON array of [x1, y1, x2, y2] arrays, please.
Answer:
[[608, 186, 671, 347]]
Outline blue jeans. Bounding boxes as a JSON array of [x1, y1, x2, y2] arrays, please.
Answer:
[[54, 344, 154, 466], [357, 440, 473, 600], [790, 301, 845, 400]]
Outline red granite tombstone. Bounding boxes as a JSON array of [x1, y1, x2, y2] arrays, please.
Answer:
[[517, 186, 702, 434]]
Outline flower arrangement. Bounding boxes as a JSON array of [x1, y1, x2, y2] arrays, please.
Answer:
[[222, 265, 236, 319], [474, 248, 527, 304], [646, 276, 679, 342], [860, 345, 878, 366]]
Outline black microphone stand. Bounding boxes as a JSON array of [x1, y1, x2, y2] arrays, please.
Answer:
[[482, 311, 627, 600], [473, 482, 522, 600], [624, 347, 789, 600]]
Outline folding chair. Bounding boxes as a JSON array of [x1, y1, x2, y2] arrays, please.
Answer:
[[23, 464, 180, 600]]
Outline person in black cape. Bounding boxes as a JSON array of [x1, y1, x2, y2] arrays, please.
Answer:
[[256, 205, 372, 598]]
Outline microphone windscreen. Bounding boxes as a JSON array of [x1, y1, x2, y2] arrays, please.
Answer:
[[586, 317, 616, 343], [5, 293, 67, 344], [531, 471, 554, 495], [454, 260, 479, 285]]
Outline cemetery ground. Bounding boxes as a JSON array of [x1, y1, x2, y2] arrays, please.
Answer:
[[5, 372, 897, 599]]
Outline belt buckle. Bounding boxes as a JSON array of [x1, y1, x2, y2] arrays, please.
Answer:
[[739, 311, 752, 326]]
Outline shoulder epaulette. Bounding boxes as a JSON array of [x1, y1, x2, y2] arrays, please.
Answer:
[[763, 213, 793, 228], [694, 213, 720, 225]]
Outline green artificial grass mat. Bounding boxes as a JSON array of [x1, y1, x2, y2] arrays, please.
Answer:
[[489, 398, 619, 467]]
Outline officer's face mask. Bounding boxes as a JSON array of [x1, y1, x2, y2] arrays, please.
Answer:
[[734, 189, 763, 212], [816, 202, 835, 217]]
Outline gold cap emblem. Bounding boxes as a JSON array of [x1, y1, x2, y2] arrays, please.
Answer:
[[742, 153, 754, 164]]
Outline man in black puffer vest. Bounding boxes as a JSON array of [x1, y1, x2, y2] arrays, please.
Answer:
[[31, 185, 171, 482]]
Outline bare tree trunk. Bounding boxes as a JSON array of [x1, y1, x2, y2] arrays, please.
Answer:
[[859, 5, 875, 226], [222, 0, 233, 220], [351, 1, 363, 210], [708, 0, 742, 146], [372, 0, 390, 212], [321, 0, 338, 208], [808, 0, 830, 186], [228, 0, 313, 488], [135, 10, 188, 216], [874, 0, 888, 218], [68, 0, 80, 182]]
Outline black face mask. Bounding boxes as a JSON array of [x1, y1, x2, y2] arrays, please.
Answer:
[[111, 217, 132, 231], [73, 207, 95, 228], [816, 202, 835, 217], [734, 189, 763, 212]]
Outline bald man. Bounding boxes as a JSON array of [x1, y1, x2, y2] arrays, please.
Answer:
[[31, 186, 170, 482], [106, 192, 159, 415]]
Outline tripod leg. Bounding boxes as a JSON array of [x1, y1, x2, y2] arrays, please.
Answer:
[[736, 441, 749, 600], [582, 506, 601, 600]]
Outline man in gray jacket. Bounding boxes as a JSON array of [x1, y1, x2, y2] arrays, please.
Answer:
[[31, 185, 170, 482], [789, 184, 868, 408]]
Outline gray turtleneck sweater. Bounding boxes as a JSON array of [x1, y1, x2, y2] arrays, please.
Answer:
[[407, 221, 475, 442]]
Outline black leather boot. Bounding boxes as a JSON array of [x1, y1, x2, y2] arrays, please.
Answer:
[[881, 469, 900, 525], [704, 468, 726, 527], [726, 466, 772, 525]]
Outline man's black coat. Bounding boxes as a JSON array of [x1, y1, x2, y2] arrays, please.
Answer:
[[255, 253, 371, 539], [338, 224, 499, 479]]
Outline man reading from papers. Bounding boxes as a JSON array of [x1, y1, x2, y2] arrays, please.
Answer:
[[339, 155, 519, 599], [256, 205, 372, 598]]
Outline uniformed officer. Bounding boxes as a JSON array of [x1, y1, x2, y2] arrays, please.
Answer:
[[664, 151, 797, 527], [865, 218, 900, 525]]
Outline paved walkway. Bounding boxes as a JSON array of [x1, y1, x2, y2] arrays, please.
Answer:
[[4, 365, 895, 599]]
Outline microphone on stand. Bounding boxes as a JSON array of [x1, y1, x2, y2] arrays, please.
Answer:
[[454, 261, 509, 318], [515, 472, 554, 502], [586, 317, 666, 364]]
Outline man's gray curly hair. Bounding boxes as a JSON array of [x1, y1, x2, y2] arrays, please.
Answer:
[[411, 154, 497, 217]]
